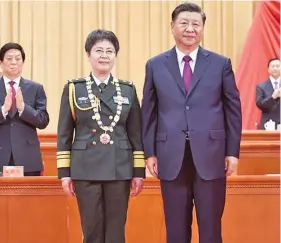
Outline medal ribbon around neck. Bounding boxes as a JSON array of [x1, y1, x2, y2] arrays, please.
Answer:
[[85, 75, 123, 144]]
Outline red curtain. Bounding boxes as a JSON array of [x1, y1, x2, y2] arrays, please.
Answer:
[[235, 1, 280, 129]]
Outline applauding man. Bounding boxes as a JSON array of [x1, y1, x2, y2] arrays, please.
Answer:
[[0, 43, 49, 176], [256, 58, 280, 129]]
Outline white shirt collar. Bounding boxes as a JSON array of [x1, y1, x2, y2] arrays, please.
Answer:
[[175, 46, 199, 64], [269, 76, 280, 89], [91, 72, 110, 86], [269, 76, 280, 83], [3, 76, 21, 86]]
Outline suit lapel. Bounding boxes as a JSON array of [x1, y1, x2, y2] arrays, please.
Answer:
[[19, 78, 29, 97], [90, 74, 116, 113], [0, 77, 6, 100], [265, 79, 274, 93], [165, 47, 186, 96], [103, 76, 117, 102], [186, 47, 210, 100]]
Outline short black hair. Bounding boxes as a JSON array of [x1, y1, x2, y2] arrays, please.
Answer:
[[85, 29, 120, 55], [268, 58, 280, 67], [172, 2, 206, 25], [0, 42, 25, 62]]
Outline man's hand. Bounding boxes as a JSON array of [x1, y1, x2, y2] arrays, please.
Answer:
[[130, 177, 144, 196], [225, 156, 238, 176], [146, 156, 158, 177], [2, 87, 13, 113], [61, 177, 75, 196], [272, 88, 281, 99], [16, 87, 24, 111]]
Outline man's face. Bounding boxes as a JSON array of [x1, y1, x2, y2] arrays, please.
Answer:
[[0, 49, 24, 78], [171, 11, 204, 49], [268, 59, 280, 78], [88, 40, 116, 75]]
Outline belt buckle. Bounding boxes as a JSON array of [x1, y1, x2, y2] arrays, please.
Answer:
[[185, 131, 190, 140]]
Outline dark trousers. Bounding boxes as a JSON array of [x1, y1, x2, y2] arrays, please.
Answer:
[[161, 142, 226, 243], [73, 180, 131, 243], [8, 153, 41, 176]]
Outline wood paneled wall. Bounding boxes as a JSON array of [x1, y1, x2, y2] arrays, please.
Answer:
[[39, 131, 280, 176]]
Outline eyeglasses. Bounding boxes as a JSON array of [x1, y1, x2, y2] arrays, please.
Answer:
[[94, 49, 116, 57]]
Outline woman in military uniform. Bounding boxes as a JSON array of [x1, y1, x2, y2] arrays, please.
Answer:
[[57, 29, 145, 243]]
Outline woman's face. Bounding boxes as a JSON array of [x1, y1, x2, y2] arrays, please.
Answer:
[[88, 40, 116, 76]]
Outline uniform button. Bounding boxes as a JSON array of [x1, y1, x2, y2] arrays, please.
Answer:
[[92, 129, 96, 133], [11, 123, 14, 127], [186, 106, 190, 111], [109, 115, 113, 120], [92, 141, 96, 145]]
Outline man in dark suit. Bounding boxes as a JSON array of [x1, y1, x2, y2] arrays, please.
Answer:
[[256, 58, 280, 130], [0, 43, 49, 176], [57, 29, 145, 243], [141, 3, 242, 243]]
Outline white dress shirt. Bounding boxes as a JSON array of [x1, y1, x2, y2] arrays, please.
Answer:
[[269, 76, 281, 89], [92, 73, 110, 88], [1, 76, 23, 119], [175, 46, 199, 76]]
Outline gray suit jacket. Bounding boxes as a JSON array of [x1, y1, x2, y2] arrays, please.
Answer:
[[0, 77, 49, 172]]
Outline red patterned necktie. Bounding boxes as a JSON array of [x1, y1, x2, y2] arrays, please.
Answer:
[[183, 55, 192, 93], [9, 80, 16, 109]]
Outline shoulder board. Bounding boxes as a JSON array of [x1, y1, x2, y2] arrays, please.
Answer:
[[68, 78, 86, 84], [118, 79, 133, 86]]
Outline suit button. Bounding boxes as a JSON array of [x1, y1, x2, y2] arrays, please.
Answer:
[[92, 129, 96, 133], [92, 141, 96, 145], [186, 106, 190, 111], [109, 115, 113, 120], [11, 123, 14, 127]]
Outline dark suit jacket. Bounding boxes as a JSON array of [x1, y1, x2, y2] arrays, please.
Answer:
[[141, 46, 242, 181], [256, 79, 280, 129], [0, 77, 49, 172], [56, 75, 145, 180]]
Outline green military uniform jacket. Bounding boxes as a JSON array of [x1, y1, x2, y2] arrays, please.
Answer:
[[56, 74, 145, 180]]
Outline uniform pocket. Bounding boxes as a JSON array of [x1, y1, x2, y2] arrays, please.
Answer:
[[209, 130, 226, 140], [156, 132, 167, 141], [27, 139, 40, 145], [72, 141, 87, 150]]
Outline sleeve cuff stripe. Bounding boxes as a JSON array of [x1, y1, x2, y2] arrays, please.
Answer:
[[133, 151, 145, 155], [57, 155, 70, 159], [134, 159, 145, 167], [57, 151, 71, 155], [57, 159, 71, 168]]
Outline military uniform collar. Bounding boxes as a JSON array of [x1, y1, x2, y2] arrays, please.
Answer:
[[90, 72, 111, 87]]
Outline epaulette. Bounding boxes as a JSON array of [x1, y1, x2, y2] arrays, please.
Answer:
[[68, 78, 86, 83], [118, 79, 133, 86]]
